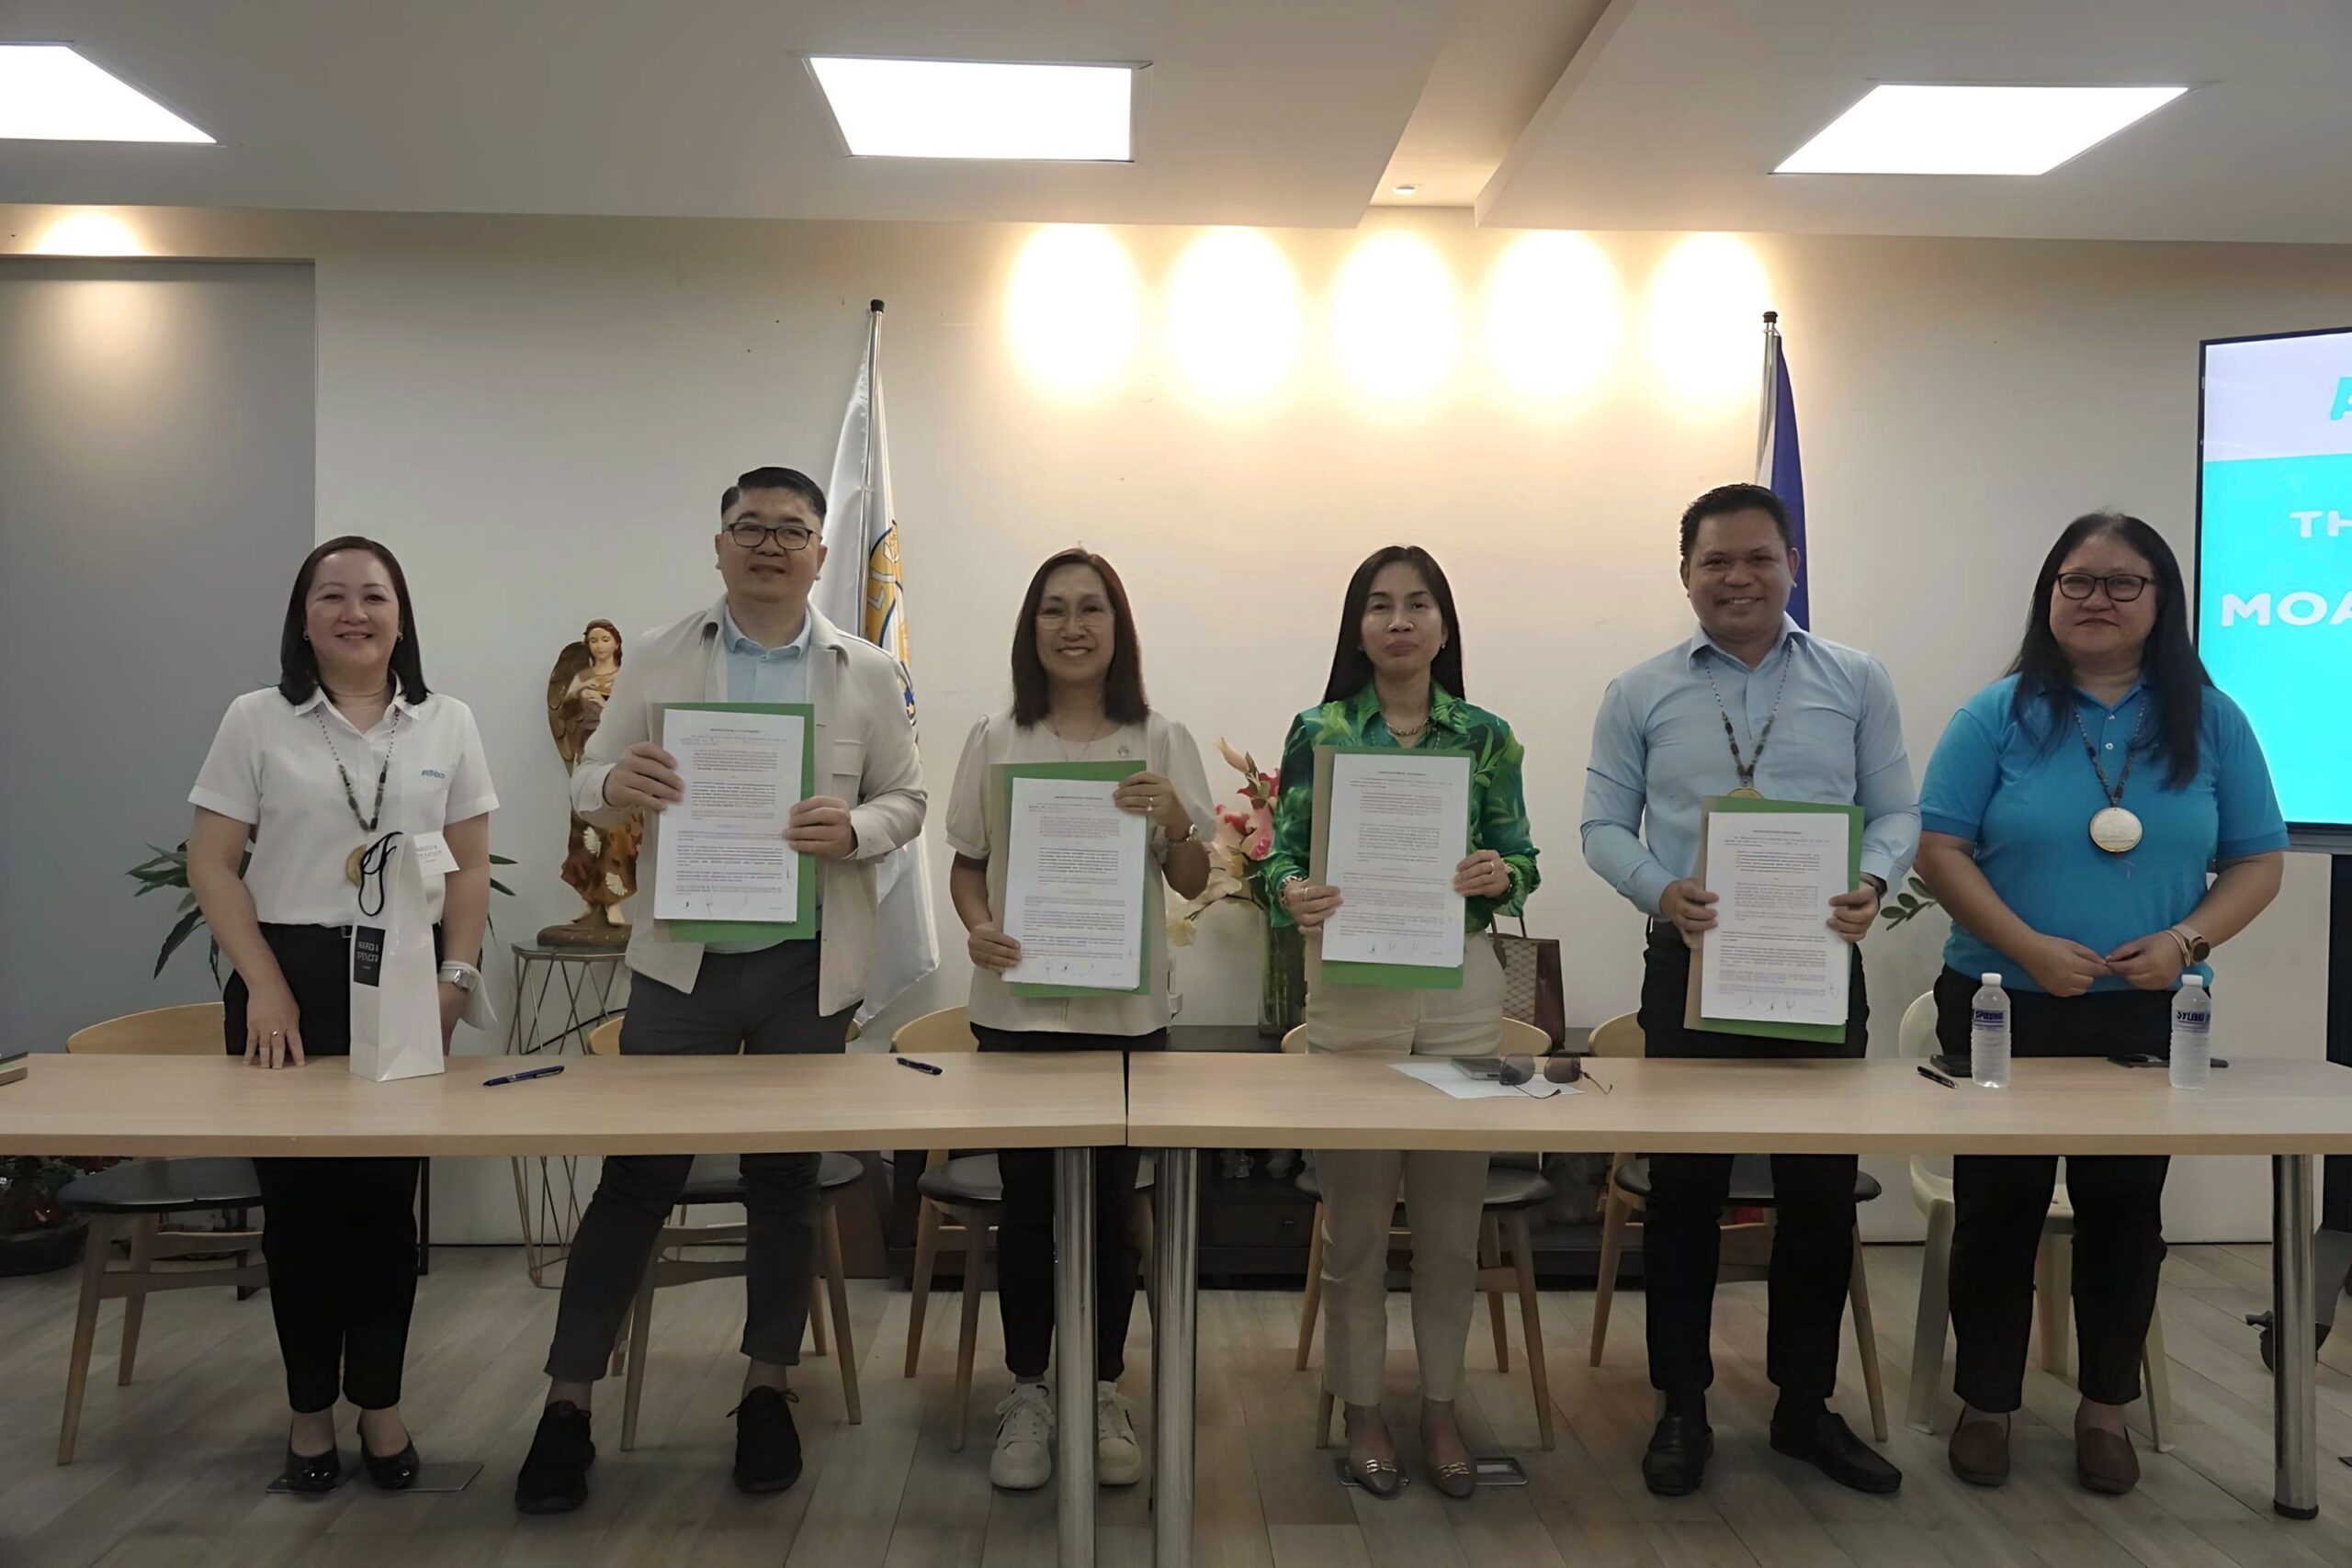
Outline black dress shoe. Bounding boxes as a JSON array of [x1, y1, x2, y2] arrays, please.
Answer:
[[514, 1401, 594, 1516], [1642, 1413, 1713, 1496], [730, 1387, 802, 1495], [1770, 1409, 1902, 1495], [280, 1441, 344, 1495], [363, 1438, 422, 1491]]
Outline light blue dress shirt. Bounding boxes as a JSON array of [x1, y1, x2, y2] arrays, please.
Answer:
[[707, 604, 816, 954], [1919, 675, 2287, 993], [1580, 615, 1920, 917]]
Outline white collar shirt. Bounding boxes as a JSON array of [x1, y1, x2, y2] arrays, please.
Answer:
[[189, 686, 499, 927]]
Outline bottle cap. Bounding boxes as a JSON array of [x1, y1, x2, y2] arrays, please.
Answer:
[[2180, 973, 2205, 988], [1981, 972, 2001, 986]]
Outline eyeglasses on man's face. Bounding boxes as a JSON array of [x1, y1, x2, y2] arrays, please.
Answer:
[[2055, 571, 2151, 604], [726, 521, 816, 552]]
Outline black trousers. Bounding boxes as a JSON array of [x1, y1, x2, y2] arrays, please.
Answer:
[[973, 1024, 1162, 1382], [546, 941, 854, 1381], [1635, 926, 1869, 1405], [222, 923, 423, 1414], [1934, 967, 2171, 1412]]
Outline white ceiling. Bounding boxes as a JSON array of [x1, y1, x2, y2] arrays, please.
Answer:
[[1478, 0, 2352, 243], [5, 0, 2351, 243], [0, 0, 1453, 228]]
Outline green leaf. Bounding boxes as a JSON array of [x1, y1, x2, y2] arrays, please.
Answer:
[[490, 878, 514, 897], [1906, 876, 1931, 898], [490, 853, 516, 866], [155, 908, 206, 978], [177, 891, 197, 913]]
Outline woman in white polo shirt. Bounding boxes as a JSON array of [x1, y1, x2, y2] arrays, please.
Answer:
[[946, 547, 1212, 1493], [187, 536, 497, 1494]]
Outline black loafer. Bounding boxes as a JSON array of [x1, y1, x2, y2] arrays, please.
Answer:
[[514, 1401, 594, 1516], [730, 1387, 803, 1495], [1642, 1414, 1713, 1496], [280, 1441, 344, 1495], [363, 1438, 422, 1491], [1770, 1409, 1902, 1495]]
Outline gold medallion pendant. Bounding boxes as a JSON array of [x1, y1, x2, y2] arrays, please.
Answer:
[[1727, 786, 1765, 800], [345, 844, 368, 886]]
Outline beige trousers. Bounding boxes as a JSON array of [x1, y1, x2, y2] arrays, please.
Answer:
[[1308, 937, 1501, 1405]]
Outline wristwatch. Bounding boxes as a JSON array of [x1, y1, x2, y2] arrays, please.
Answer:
[[2167, 926, 2211, 965], [438, 960, 482, 993]]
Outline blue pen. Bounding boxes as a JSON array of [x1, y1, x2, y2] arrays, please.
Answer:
[[484, 1065, 565, 1088], [895, 1056, 943, 1077]]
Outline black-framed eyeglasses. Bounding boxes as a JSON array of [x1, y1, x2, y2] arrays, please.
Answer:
[[726, 521, 816, 552], [2055, 571, 2151, 604], [1496, 1053, 1611, 1094]]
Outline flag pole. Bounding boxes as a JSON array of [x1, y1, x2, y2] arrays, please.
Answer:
[[1755, 310, 1781, 476], [863, 300, 884, 552]]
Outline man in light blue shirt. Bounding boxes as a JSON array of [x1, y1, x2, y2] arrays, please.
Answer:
[[1579, 483, 1917, 1501]]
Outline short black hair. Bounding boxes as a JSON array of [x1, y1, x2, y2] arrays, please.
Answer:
[[719, 466, 827, 522], [278, 536, 430, 706], [1679, 482, 1791, 560]]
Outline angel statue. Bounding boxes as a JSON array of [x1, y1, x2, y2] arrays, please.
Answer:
[[539, 619, 639, 947]]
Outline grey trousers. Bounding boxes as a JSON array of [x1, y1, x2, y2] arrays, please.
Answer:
[[543, 940, 855, 1381]]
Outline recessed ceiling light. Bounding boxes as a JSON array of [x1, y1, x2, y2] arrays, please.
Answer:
[[808, 56, 1132, 161], [1392, 185, 1419, 196], [1775, 84, 2187, 176], [0, 44, 212, 143]]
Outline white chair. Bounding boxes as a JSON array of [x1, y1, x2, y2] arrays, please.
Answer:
[[1899, 990, 2174, 1447]]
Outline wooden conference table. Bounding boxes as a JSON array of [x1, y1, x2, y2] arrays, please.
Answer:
[[0, 1051, 1127, 1568], [1131, 1052, 2352, 1568]]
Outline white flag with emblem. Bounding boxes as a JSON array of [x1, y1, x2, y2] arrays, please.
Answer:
[[820, 300, 940, 1021]]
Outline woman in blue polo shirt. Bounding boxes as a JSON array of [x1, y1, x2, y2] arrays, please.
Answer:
[[1916, 512, 2286, 1498]]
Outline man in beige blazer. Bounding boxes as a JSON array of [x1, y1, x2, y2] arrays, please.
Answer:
[[515, 466, 925, 1514]]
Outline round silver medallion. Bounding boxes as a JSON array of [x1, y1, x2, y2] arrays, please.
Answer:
[[2088, 806, 2143, 854]]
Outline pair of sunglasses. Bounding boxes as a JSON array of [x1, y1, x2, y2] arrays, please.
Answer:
[[1493, 1053, 1611, 1094]]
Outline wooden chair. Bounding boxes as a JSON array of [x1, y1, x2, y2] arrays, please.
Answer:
[[1586, 1010, 1890, 1442], [55, 1004, 266, 1464], [895, 1005, 1158, 1450], [581, 1015, 869, 1449], [1285, 1018, 1559, 1450], [1896, 990, 2174, 1447]]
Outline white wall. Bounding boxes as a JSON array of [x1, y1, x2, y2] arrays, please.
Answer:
[[7, 205, 2341, 1244]]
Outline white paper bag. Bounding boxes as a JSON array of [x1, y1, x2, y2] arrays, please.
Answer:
[[349, 834, 444, 1083]]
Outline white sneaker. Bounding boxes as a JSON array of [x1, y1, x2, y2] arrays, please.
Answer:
[[990, 1382, 1055, 1490], [1096, 1382, 1143, 1486]]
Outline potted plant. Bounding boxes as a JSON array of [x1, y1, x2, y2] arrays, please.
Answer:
[[0, 1156, 116, 1276], [1169, 740, 1304, 1036]]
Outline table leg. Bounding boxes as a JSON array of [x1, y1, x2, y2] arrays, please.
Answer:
[[1056, 1146, 1097, 1566], [2273, 1154, 2320, 1519], [1152, 1147, 1200, 1568]]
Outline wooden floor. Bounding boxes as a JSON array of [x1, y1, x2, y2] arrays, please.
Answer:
[[3, 1242, 2349, 1567]]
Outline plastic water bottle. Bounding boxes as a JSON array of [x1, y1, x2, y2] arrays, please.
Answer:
[[2170, 975, 2212, 1090], [1970, 973, 2011, 1089]]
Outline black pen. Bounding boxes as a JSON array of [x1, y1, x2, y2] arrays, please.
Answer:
[[1917, 1065, 1956, 1089], [484, 1065, 565, 1088], [896, 1056, 943, 1077]]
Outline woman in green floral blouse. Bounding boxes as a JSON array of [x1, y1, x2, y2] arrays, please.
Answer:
[[1261, 544, 1541, 1498]]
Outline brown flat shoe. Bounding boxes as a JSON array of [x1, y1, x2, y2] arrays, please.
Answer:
[[2076, 1426, 2140, 1495], [1948, 1416, 2010, 1487]]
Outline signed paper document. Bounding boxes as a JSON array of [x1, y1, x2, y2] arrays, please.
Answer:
[[1317, 749, 1470, 975], [1691, 803, 1857, 1029], [1002, 771, 1148, 994], [654, 705, 809, 926]]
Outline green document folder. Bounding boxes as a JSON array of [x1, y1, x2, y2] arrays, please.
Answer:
[[656, 702, 820, 945], [1308, 743, 1473, 990], [1685, 794, 1864, 1044], [997, 759, 1152, 998]]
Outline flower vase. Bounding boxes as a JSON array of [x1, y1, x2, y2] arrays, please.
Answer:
[[1258, 919, 1306, 1039]]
